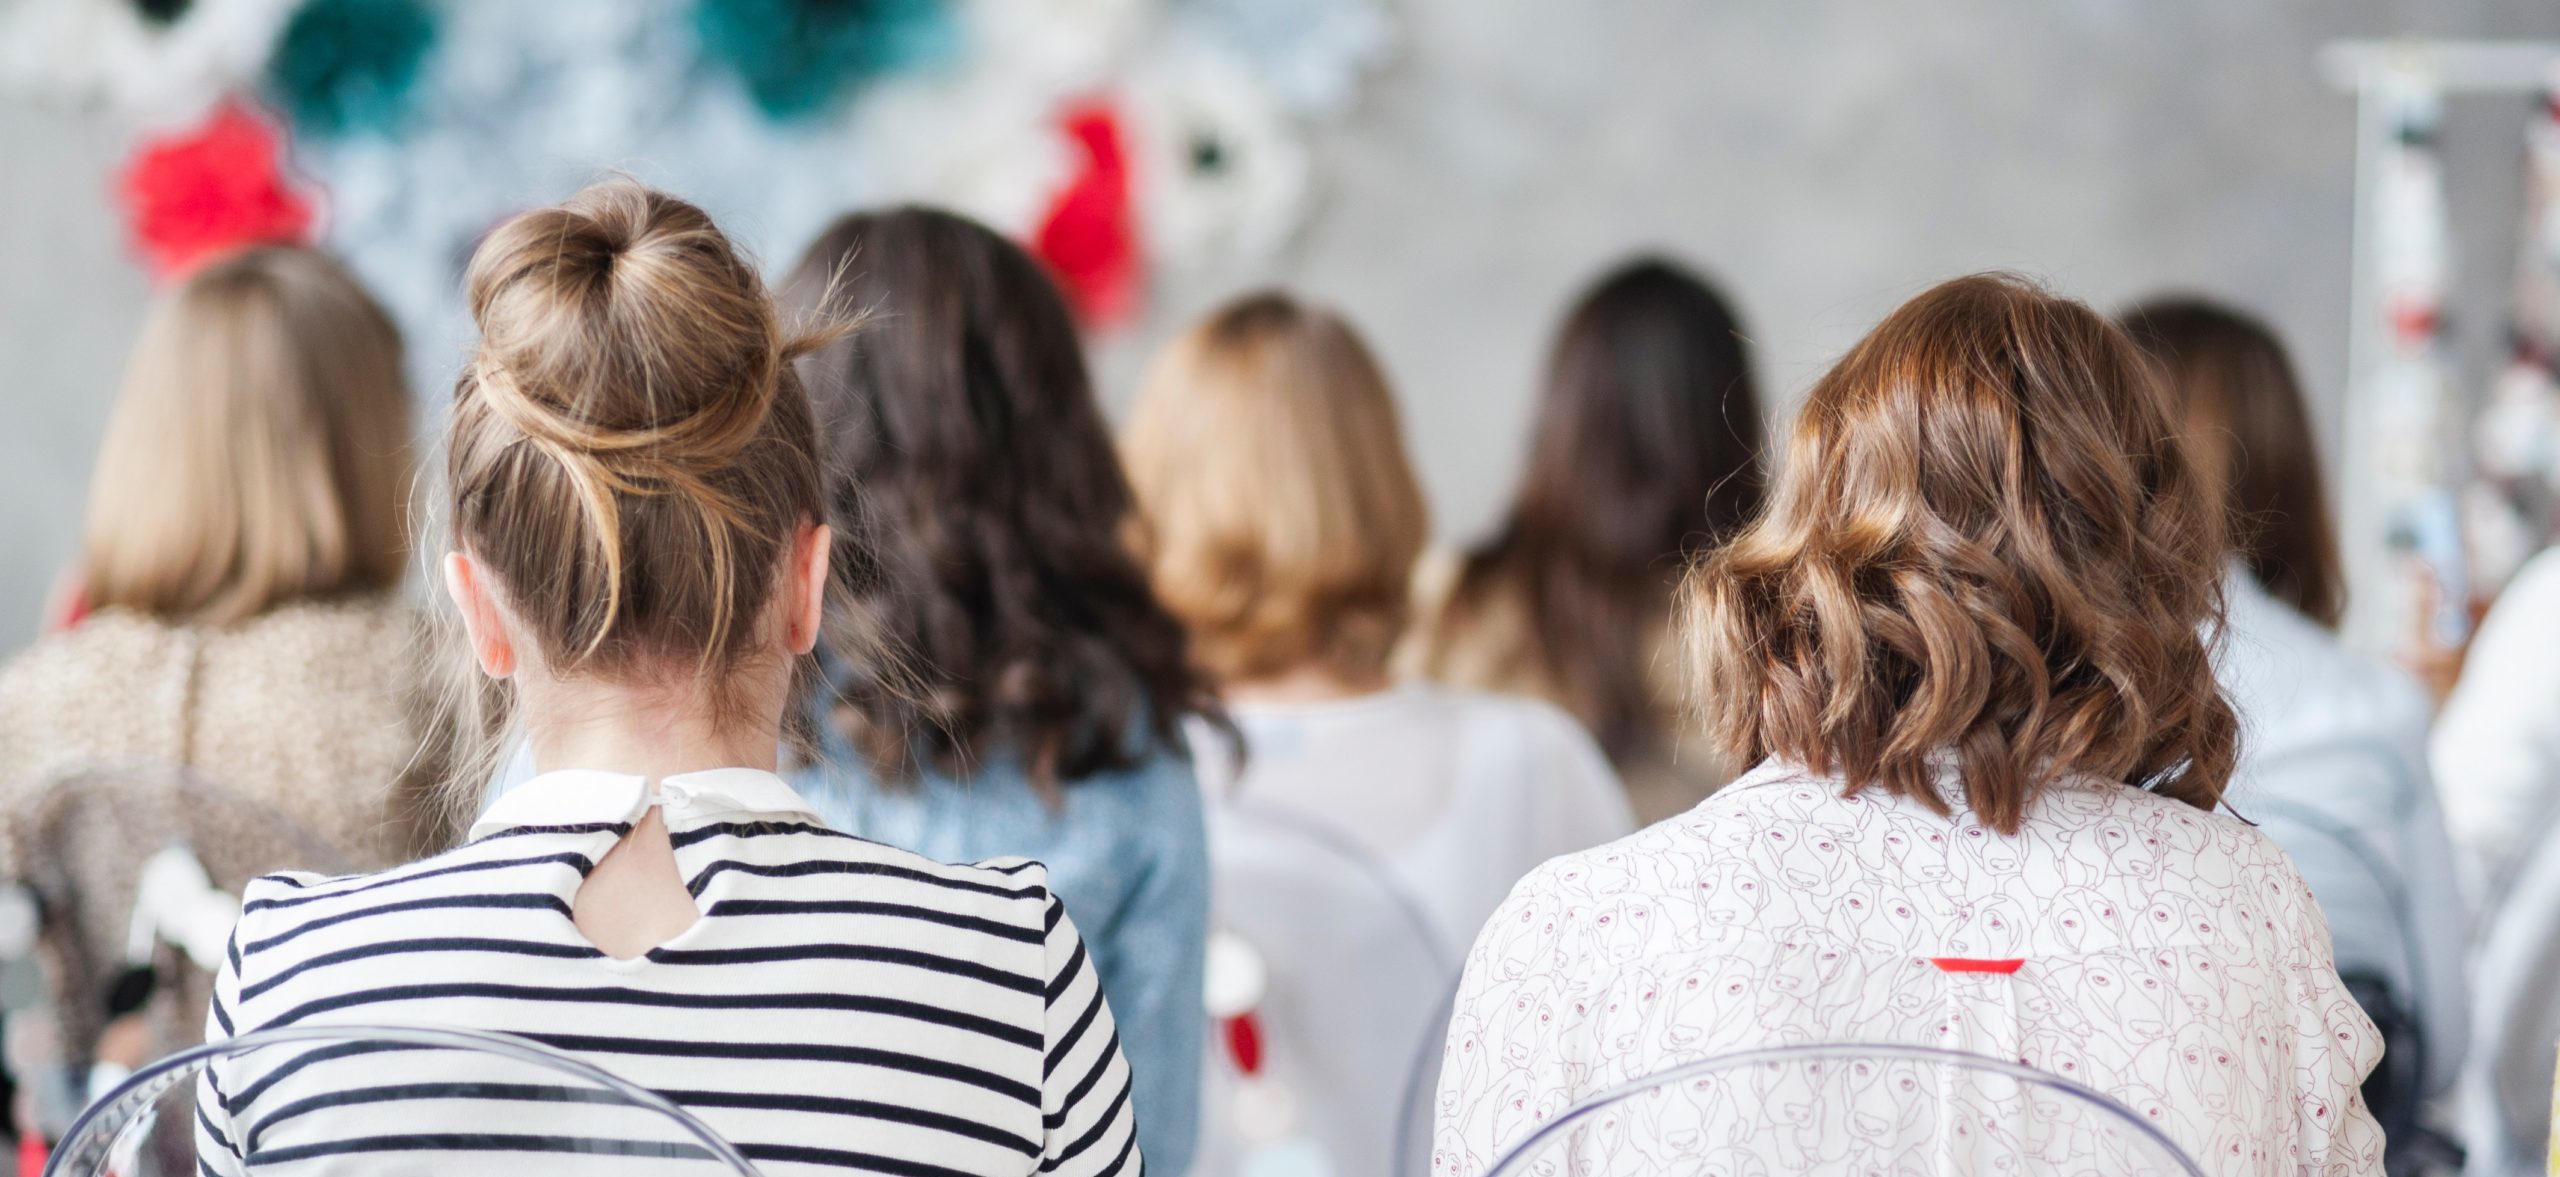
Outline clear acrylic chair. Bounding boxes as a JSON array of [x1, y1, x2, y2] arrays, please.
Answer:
[[2462, 809, 2560, 1177], [10, 763, 368, 1138], [46, 1024, 762, 1176], [1196, 802, 1464, 1177], [1478, 1043, 2208, 1177]]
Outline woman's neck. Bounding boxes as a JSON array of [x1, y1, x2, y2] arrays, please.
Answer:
[[520, 673, 784, 778], [1223, 663, 1396, 706]]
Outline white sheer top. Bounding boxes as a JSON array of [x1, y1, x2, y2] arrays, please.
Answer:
[[1189, 683, 1634, 953]]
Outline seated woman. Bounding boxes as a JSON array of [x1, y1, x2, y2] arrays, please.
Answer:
[[2123, 297, 2467, 1136], [1122, 291, 1632, 1175], [199, 182, 1140, 1176], [2432, 493, 2560, 885], [1123, 291, 1634, 945], [1431, 274, 2381, 1177], [0, 245, 438, 869], [778, 206, 1214, 1173], [1407, 257, 1767, 824]]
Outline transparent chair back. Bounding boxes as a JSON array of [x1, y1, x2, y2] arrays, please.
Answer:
[[1195, 802, 1462, 1177], [2463, 810, 2560, 1177], [48, 1024, 761, 1176], [10, 763, 366, 1138], [1479, 1043, 2207, 1177]]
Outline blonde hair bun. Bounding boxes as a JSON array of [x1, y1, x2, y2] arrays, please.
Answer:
[[464, 181, 784, 482], [446, 180, 831, 681]]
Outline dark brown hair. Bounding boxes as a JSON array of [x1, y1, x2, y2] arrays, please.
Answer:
[[1684, 273, 2236, 834], [1423, 257, 1766, 765], [2119, 297, 2345, 628], [782, 207, 1215, 787], [448, 181, 827, 707]]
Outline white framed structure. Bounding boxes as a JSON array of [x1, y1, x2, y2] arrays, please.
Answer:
[[2321, 39, 2560, 651]]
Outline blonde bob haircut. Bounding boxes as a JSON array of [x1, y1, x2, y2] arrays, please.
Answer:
[[1683, 273, 2237, 834], [1124, 291, 1427, 685], [79, 246, 413, 626]]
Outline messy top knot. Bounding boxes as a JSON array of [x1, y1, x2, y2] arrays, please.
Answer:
[[447, 180, 830, 691]]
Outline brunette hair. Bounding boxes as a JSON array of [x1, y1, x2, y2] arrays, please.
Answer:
[[782, 207, 1213, 787], [80, 246, 412, 625], [1684, 273, 2236, 834], [2119, 298, 2344, 628], [445, 180, 830, 715], [1422, 257, 1765, 764], [1123, 291, 1428, 684]]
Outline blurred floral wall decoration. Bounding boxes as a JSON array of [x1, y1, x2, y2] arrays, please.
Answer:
[[264, 0, 438, 136], [2468, 69, 2560, 596], [693, 0, 957, 120], [116, 98, 312, 277], [0, 0, 1397, 386]]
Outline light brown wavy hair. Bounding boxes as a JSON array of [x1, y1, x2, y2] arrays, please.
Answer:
[[1123, 291, 1427, 685], [1682, 273, 2236, 834]]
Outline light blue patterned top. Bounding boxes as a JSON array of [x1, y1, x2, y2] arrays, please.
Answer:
[[792, 721, 1209, 1177]]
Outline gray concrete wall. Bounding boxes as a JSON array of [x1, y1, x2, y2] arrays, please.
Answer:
[[8, 1, 2560, 652]]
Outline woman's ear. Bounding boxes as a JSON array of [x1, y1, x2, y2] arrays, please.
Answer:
[[442, 551, 518, 678], [786, 521, 831, 657]]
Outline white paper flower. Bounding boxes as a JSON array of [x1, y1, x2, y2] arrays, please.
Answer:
[[0, 0, 300, 130], [1122, 35, 1311, 271]]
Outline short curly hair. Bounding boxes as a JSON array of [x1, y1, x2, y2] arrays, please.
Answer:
[[1681, 272, 2236, 834]]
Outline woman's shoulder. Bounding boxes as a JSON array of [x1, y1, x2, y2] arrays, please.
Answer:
[[1492, 765, 1810, 894], [0, 609, 186, 694], [916, 735, 1205, 817], [802, 742, 1203, 880], [2032, 778, 2331, 923], [1375, 680, 1577, 733], [0, 612, 195, 777], [1396, 550, 1546, 692], [0, 592, 420, 710], [2220, 579, 2428, 749], [199, 592, 422, 663]]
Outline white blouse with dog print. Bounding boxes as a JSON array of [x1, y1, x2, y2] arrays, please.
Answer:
[[1430, 759, 2385, 1177]]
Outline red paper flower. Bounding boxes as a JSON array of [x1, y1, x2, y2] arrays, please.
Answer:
[[118, 101, 316, 283], [1034, 100, 1141, 326]]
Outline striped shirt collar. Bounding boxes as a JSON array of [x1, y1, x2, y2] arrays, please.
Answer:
[[471, 767, 824, 840]]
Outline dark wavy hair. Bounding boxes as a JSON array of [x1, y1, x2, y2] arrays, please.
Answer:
[[781, 207, 1216, 786], [1684, 273, 2236, 834], [2119, 297, 2345, 629], [1422, 257, 1766, 767]]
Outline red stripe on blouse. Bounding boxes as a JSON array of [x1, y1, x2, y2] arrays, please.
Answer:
[[1930, 957, 2026, 975]]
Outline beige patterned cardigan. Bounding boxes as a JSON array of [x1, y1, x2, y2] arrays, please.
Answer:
[[0, 593, 448, 876]]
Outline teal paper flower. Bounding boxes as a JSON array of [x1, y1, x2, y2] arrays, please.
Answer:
[[694, 0, 955, 122], [266, 0, 438, 138]]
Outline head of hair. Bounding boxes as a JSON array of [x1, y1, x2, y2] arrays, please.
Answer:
[[2119, 297, 2343, 628], [781, 206, 1214, 787], [79, 246, 412, 625], [1683, 272, 2236, 834], [445, 180, 829, 716], [1427, 256, 1766, 764], [1124, 291, 1428, 684]]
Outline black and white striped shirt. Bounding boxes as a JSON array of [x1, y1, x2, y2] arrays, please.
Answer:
[[197, 768, 1142, 1176]]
